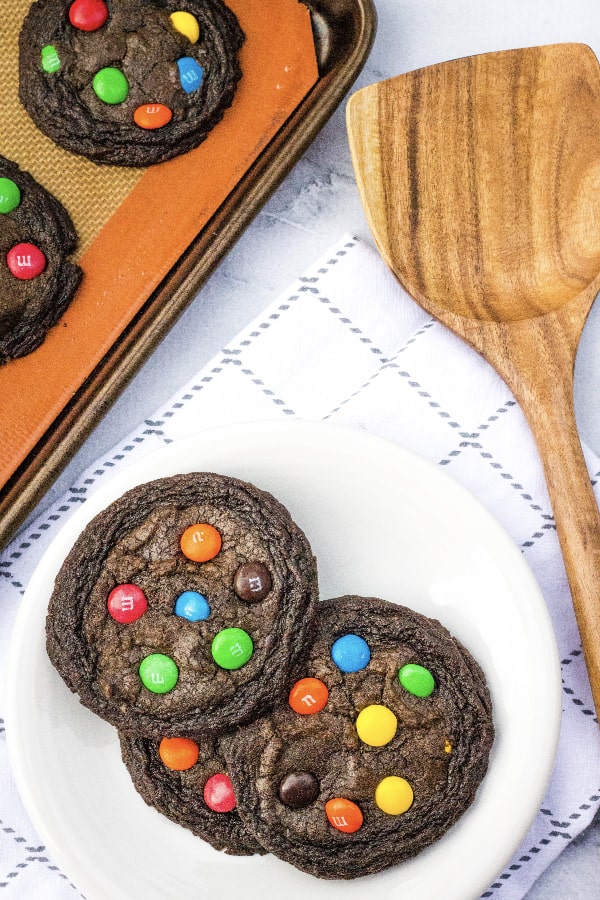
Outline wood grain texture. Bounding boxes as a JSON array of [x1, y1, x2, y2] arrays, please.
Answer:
[[347, 43, 600, 719]]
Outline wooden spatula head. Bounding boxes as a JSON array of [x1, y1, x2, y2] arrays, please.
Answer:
[[347, 43, 600, 322]]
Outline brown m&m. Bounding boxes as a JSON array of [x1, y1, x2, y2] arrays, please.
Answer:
[[234, 562, 272, 601], [278, 771, 320, 809]]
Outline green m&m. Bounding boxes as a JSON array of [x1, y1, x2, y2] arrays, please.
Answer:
[[93, 67, 129, 104], [41, 44, 61, 73], [0, 178, 21, 214], [212, 627, 253, 670], [139, 653, 178, 693], [398, 663, 435, 698]]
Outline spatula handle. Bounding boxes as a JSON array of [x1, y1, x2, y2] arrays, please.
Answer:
[[500, 322, 600, 720], [531, 401, 600, 718]]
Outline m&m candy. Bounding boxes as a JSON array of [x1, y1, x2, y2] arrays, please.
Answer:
[[211, 627, 253, 670], [374, 776, 414, 815], [107, 583, 148, 623], [170, 10, 200, 43], [355, 704, 397, 747], [234, 562, 272, 601], [398, 663, 435, 697], [134, 104, 173, 130], [7, 243, 46, 280], [174, 590, 210, 621], [41, 45, 61, 73], [278, 771, 320, 809], [159, 736, 199, 771], [325, 797, 363, 833], [69, 0, 109, 31], [0, 178, 21, 214], [93, 67, 129, 104], [177, 57, 204, 94], [180, 523, 222, 562], [330, 633, 370, 673], [139, 653, 179, 693], [288, 677, 328, 714], [204, 773, 236, 812]]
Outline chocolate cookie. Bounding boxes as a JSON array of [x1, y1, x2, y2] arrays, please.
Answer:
[[0, 155, 81, 363], [222, 595, 494, 879], [19, 0, 244, 166], [46, 472, 319, 737], [119, 730, 264, 855]]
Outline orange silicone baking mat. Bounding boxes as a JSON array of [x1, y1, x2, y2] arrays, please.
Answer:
[[0, 0, 317, 469], [0, 0, 376, 547]]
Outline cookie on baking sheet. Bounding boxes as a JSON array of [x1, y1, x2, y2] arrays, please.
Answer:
[[19, 0, 244, 167], [46, 472, 319, 737], [0, 155, 81, 363], [119, 730, 265, 856], [222, 595, 494, 880]]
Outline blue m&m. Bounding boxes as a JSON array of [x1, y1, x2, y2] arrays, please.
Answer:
[[177, 57, 204, 93], [330, 633, 371, 673], [175, 590, 210, 621]]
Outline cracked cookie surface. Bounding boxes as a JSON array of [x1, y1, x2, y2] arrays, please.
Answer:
[[47, 472, 319, 737], [223, 595, 494, 879]]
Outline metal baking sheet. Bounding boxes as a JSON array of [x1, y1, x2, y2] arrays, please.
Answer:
[[0, 0, 377, 549]]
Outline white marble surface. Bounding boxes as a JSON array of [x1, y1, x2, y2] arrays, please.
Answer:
[[23, 1, 600, 897]]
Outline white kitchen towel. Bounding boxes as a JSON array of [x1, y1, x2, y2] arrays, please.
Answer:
[[0, 233, 599, 898]]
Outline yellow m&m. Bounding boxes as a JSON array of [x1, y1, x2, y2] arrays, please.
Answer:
[[375, 776, 414, 815], [355, 704, 397, 747], [170, 11, 200, 43]]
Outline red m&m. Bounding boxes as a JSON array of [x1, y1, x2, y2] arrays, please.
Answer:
[[69, 0, 108, 31], [107, 583, 148, 623], [7, 243, 46, 280], [204, 773, 236, 812]]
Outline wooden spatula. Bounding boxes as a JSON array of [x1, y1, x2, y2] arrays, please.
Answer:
[[347, 43, 600, 718]]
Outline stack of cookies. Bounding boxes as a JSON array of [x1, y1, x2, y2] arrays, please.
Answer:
[[46, 472, 495, 880]]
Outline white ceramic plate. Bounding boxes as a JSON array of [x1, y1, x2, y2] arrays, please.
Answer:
[[6, 420, 561, 900]]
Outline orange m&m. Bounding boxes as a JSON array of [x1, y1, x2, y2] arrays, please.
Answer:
[[325, 797, 363, 833], [134, 103, 173, 130], [180, 523, 222, 562], [288, 677, 329, 714], [159, 736, 199, 771]]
